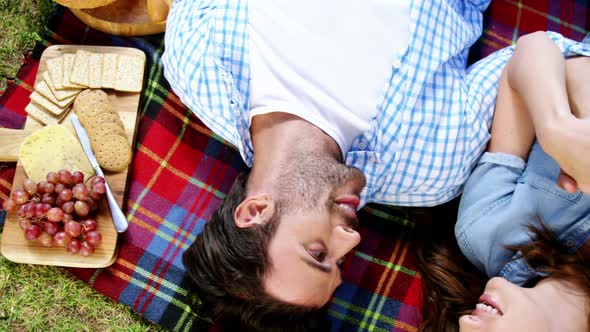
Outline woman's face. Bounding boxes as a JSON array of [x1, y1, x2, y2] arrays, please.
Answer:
[[458, 277, 551, 332]]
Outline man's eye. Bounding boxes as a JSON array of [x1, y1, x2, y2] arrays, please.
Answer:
[[309, 249, 327, 262]]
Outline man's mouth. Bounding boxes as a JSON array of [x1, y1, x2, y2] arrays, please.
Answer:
[[335, 195, 360, 227], [473, 294, 503, 316]]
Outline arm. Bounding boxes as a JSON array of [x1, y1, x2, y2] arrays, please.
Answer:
[[504, 32, 590, 193]]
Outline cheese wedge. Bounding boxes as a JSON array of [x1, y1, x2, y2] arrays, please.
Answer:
[[19, 124, 94, 183]]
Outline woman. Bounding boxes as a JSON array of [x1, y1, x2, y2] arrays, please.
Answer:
[[417, 31, 590, 332]]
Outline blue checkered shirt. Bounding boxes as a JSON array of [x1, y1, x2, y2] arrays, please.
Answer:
[[162, 0, 590, 206]]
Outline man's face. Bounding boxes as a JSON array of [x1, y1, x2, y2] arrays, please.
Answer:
[[262, 152, 366, 307]]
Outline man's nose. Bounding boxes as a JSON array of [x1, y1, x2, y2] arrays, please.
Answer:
[[330, 225, 361, 258]]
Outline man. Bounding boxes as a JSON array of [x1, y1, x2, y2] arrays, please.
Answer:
[[162, 0, 590, 330]]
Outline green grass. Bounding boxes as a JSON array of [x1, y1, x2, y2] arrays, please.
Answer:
[[0, 0, 54, 92], [0, 2, 167, 330], [0, 251, 166, 331]]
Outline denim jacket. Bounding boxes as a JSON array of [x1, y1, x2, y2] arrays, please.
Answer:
[[456, 142, 590, 286]]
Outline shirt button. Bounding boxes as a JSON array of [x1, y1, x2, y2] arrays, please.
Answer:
[[393, 60, 401, 68], [357, 141, 367, 150], [566, 239, 575, 247]]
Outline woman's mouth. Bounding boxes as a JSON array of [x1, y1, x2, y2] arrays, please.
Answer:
[[473, 294, 503, 316]]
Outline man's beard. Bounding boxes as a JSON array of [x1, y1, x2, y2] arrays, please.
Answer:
[[275, 151, 366, 214]]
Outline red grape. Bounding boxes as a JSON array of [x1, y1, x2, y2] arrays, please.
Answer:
[[64, 220, 82, 237], [36, 182, 45, 195], [72, 171, 84, 184], [81, 219, 97, 232], [23, 202, 36, 219], [85, 230, 102, 246], [34, 203, 46, 218], [23, 178, 37, 196], [72, 183, 90, 201], [90, 175, 105, 187], [24, 224, 42, 240], [18, 219, 31, 231], [43, 221, 59, 235], [41, 193, 56, 205], [43, 182, 55, 195], [12, 189, 28, 205], [53, 231, 70, 246], [38, 232, 53, 247], [59, 189, 73, 202], [2, 198, 17, 212], [62, 213, 74, 223], [58, 170, 73, 185], [17, 204, 27, 218], [79, 241, 95, 256], [54, 183, 65, 195], [86, 198, 98, 212], [46, 171, 58, 184], [46, 207, 64, 222], [93, 182, 106, 195], [61, 201, 74, 214], [66, 239, 81, 254], [74, 200, 90, 217]]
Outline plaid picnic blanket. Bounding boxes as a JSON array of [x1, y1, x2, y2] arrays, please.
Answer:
[[1, 1, 589, 331]]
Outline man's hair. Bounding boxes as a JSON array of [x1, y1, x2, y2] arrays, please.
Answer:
[[182, 171, 330, 331]]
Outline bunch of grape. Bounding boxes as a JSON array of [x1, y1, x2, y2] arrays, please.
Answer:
[[2, 170, 105, 256]]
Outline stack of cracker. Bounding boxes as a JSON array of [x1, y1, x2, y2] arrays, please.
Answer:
[[74, 89, 132, 172], [25, 49, 145, 126]]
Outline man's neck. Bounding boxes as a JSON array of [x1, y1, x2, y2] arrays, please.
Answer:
[[248, 112, 342, 194]]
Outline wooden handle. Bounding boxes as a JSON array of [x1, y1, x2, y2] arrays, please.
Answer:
[[146, 0, 171, 23], [0, 128, 33, 162]]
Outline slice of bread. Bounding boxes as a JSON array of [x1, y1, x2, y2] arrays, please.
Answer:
[[88, 53, 103, 89], [101, 53, 119, 89], [46, 56, 64, 90], [62, 53, 86, 88], [70, 50, 92, 86], [29, 91, 70, 116], [43, 71, 82, 101], [114, 55, 144, 92], [25, 102, 60, 125]]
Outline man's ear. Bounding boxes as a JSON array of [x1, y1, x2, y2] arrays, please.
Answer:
[[234, 194, 274, 228]]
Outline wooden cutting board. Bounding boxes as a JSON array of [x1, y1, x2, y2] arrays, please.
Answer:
[[0, 45, 145, 268]]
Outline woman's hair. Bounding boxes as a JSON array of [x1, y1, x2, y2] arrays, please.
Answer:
[[415, 210, 590, 332]]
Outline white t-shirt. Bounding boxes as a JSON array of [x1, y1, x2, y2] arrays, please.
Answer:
[[248, 0, 410, 156]]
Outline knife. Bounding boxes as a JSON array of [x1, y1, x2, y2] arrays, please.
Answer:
[[70, 114, 129, 233]]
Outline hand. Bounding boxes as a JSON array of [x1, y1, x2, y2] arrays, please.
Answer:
[[557, 170, 579, 193], [543, 117, 590, 194]]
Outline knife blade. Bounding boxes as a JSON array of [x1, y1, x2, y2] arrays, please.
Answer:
[[70, 114, 129, 233]]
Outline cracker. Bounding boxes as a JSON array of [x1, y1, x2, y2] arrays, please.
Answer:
[[34, 80, 77, 108], [88, 53, 103, 89], [76, 101, 115, 127], [93, 133, 132, 172], [89, 122, 126, 138], [73, 89, 109, 110], [101, 53, 119, 89], [70, 50, 92, 86], [87, 112, 124, 131], [43, 71, 82, 100], [114, 55, 144, 92], [62, 53, 86, 88], [29, 91, 69, 116], [46, 56, 64, 90], [25, 102, 59, 125]]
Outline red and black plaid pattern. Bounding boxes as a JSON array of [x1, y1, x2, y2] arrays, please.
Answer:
[[1, 1, 589, 331]]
